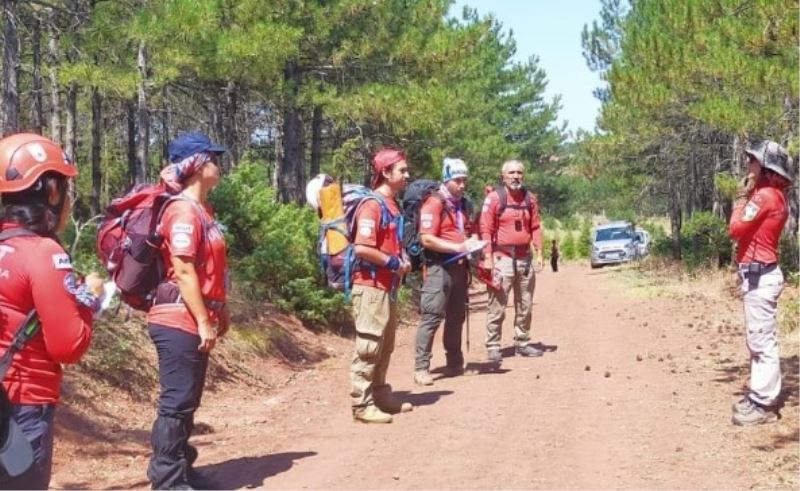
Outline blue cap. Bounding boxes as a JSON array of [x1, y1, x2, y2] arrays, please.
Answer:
[[168, 132, 226, 163]]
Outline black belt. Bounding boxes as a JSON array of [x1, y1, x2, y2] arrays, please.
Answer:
[[738, 262, 778, 290], [738, 262, 777, 274]]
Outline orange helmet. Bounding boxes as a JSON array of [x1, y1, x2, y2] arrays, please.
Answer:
[[0, 133, 77, 193]]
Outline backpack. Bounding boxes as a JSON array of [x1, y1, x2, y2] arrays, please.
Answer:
[[96, 183, 192, 311], [401, 179, 472, 271], [318, 184, 399, 301], [401, 179, 442, 271]]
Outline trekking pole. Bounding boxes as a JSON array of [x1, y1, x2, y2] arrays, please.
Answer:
[[465, 291, 470, 352]]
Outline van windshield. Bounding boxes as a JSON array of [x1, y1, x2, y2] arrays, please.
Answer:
[[595, 227, 633, 241]]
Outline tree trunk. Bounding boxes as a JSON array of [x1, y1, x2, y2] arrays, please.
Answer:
[[160, 86, 169, 164], [223, 80, 239, 171], [90, 86, 102, 215], [278, 61, 305, 203], [31, 16, 44, 134], [1, 0, 20, 136], [711, 152, 723, 219], [47, 11, 62, 144], [668, 171, 682, 260], [310, 105, 323, 177], [136, 41, 149, 184], [64, 83, 77, 159], [126, 98, 136, 188]]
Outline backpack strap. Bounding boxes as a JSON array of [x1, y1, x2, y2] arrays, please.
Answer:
[[493, 186, 534, 246], [0, 310, 39, 383]]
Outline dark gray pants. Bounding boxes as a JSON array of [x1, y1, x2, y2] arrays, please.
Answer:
[[0, 404, 55, 490], [415, 262, 468, 371], [147, 324, 209, 490]]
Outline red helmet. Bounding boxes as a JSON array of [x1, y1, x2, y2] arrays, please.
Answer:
[[0, 133, 77, 193]]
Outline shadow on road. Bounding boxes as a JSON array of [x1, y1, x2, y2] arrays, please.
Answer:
[[394, 390, 453, 407], [196, 451, 317, 489]]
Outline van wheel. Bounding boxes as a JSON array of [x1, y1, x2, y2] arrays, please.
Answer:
[[591, 263, 601, 269]]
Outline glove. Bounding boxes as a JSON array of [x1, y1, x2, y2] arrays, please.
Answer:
[[385, 255, 401, 272]]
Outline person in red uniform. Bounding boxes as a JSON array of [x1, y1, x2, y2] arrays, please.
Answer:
[[728, 140, 793, 426], [0, 133, 103, 489], [413, 158, 480, 386], [349, 148, 412, 424], [146, 132, 230, 490], [479, 159, 544, 363]]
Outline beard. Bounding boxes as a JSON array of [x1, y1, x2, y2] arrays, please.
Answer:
[[506, 180, 523, 190]]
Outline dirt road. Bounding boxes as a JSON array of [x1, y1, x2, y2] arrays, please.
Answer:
[[52, 263, 799, 489]]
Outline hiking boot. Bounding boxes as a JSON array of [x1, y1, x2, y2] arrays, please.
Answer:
[[487, 348, 502, 363], [443, 365, 465, 377], [731, 398, 778, 426], [374, 386, 413, 414], [516, 345, 544, 357], [414, 370, 434, 386], [353, 405, 393, 424], [731, 396, 754, 414]]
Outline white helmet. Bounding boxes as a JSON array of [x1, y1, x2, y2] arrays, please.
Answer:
[[305, 174, 332, 210]]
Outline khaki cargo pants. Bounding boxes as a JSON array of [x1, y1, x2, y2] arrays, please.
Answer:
[[350, 284, 397, 409], [486, 254, 536, 349]]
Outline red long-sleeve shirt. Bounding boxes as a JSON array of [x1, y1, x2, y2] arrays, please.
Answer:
[[0, 223, 94, 404], [728, 184, 788, 264]]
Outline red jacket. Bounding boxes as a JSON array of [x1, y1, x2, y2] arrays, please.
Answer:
[[0, 223, 94, 404], [729, 184, 788, 264]]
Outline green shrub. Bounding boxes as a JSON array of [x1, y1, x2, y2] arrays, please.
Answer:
[[578, 220, 592, 259], [681, 211, 732, 268], [561, 232, 576, 260], [211, 160, 351, 328]]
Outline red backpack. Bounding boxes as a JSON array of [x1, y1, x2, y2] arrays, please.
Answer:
[[96, 183, 186, 311]]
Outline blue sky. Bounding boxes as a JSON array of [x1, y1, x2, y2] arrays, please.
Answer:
[[450, 0, 603, 136]]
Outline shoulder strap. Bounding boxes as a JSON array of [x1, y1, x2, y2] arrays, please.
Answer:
[[0, 310, 39, 382], [496, 186, 508, 216]]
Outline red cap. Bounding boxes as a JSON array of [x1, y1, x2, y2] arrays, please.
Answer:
[[372, 148, 406, 173]]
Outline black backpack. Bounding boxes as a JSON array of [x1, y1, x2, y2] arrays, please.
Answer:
[[402, 180, 441, 271], [401, 179, 471, 271]]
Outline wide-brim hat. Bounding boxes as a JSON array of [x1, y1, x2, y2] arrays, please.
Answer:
[[745, 140, 794, 183]]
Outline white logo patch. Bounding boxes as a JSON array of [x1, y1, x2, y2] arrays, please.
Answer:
[[421, 220, 432, 229], [743, 202, 760, 222], [27, 143, 48, 162], [172, 233, 192, 249], [172, 223, 194, 234], [359, 218, 375, 237], [52, 253, 72, 270], [421, 213, 433, 221]]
